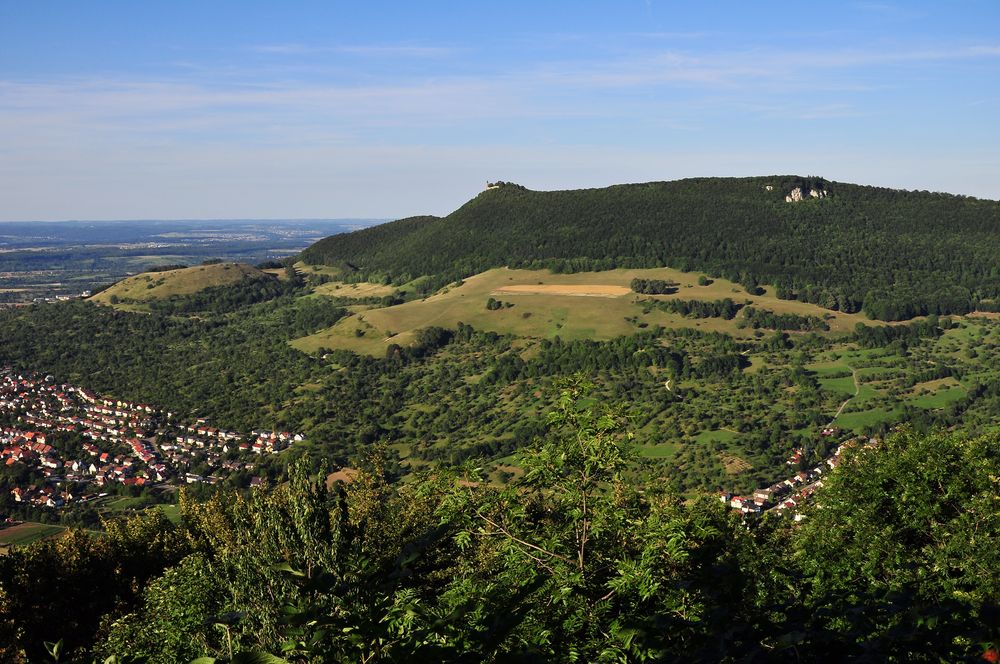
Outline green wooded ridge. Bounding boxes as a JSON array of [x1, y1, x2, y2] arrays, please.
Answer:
[[302, 176, 1000, 320]]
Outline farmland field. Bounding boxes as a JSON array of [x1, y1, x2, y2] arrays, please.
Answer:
[[692, 429, 741, 445], [819, 375, 857, 396], [833, 408, 899, 430], [638, 442, 679, 459], [0, 522, 65, 553]]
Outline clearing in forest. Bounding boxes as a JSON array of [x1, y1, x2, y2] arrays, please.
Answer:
[[294, 266, 879, 356]]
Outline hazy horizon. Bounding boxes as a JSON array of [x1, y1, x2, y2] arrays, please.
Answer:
[[0, 217, 386, 224]]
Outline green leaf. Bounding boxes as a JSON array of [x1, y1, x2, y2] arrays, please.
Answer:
[[271, 562, 306, 577], [230, 653, 290, 664], [44, 639, 62, 661]]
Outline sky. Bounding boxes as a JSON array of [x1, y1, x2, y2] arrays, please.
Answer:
[[2, 1, 999, 221]]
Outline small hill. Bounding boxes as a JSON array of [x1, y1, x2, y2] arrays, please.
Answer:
[[91, 263, 271, 304], [300, 176, 1000, 320]]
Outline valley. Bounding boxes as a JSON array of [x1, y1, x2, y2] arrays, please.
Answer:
[[0, 219, 375, 303], [4, 0, 998, 655], [1, 250, 996, 508], [1, 177, 998, 662]]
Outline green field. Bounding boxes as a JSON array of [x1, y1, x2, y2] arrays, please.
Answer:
[[692, 429, 741, 445], [833, 408, 899, 431], [0, 523, 65, 551], [638, 442, 680, 459], [158, 504, 182, 524], [819, 375, 857, 396], [908, 381, 968, 409], [295, 266, 877, 356], [853, 383, 880, 405], [805, 361, 853, 377], [855, 366, 898, 378]]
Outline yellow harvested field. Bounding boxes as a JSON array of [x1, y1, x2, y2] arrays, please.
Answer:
[[326, 468, 359, 487], [910, 376, 962, 394], [493, 284, 631, 297], [262, 268, 291, 280], [312, 281, 398, 298]]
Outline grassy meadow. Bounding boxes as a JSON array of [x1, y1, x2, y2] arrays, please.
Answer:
[[0, 523, 65, 553], [294, 266, 878, 355], [91, 262, 268, 304]]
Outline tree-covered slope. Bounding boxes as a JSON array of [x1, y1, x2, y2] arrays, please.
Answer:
[[301, 176, 1000, 320]]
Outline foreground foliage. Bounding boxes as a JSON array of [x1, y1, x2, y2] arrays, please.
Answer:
[[0, 391, 996, 662]]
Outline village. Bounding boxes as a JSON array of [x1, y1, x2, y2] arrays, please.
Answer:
[[0, 367, 303, 512], [720, 428, 880, 520]]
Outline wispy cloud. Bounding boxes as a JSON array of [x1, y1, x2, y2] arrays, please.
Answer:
[[2, 32, 1000, 219], [535, 43, 1000, 91], [3, 39, 998, 150]]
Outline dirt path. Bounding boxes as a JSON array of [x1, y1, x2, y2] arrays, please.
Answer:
[[831, 367, 860, 421]]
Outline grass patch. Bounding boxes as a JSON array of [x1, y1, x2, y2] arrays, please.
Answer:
[[819, 375, 857, 395], [312, 280, 399, 299], [298, 267, 879, 356], [692, 429, 740, 445], [158, 504, 182, 524], [0, 522, 65, 551], [92, 263, 268, 304], [853, 383, 881, 405], [833, 408, 899, 431], [805, 361, 852, 377], [908, 384, 968, 409], [638, 442, 679, 459]]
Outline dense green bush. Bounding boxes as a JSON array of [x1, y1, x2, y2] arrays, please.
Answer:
[[1, 401, 995, 662]]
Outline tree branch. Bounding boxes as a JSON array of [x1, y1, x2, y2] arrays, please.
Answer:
[[476, 512, 574, 565]]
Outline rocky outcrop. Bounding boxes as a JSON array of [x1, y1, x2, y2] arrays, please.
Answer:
[[785, 187, 828, 202]]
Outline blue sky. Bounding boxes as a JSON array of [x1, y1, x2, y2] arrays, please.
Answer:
[[2, 1, 999, 220]]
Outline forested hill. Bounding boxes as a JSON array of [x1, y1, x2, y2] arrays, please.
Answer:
[[300, 176, 1000, 320]]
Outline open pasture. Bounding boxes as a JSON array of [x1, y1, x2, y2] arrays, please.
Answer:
[[294, 266, 877, 355], [312, 281, 399, 299], [92, 262, 268, 304], [0, 522, 65, 552]]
